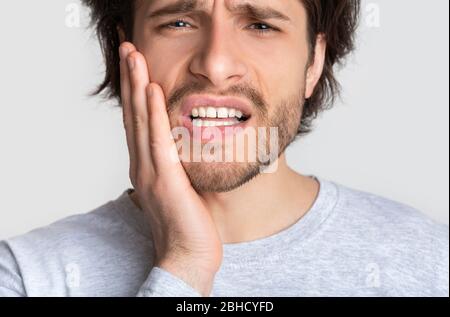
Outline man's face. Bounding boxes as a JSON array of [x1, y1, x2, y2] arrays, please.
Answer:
[[131, 0, 316, 193]]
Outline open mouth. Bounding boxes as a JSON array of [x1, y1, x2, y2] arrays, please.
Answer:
[[189, 106, 251, 127]]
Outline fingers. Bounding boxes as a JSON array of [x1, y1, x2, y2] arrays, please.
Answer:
[[119, 42, 181, 188], [127, 50, 154, 183], [147, 83, 182, 174], [119, 42, 138, 181]]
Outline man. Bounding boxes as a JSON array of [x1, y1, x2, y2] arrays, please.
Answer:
[[0, 0, 448, 297]]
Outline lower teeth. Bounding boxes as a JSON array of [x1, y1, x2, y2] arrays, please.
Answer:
[[192, 119, 241, 127]]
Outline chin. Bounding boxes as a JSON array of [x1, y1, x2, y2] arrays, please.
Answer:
[[182, 161, 262, 193]]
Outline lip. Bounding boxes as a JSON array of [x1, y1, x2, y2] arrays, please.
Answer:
[[181, 94, 253, 118], [181, 115, 254, 143]]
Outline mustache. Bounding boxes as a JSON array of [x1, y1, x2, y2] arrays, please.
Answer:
[[167, 81, 268, 117]]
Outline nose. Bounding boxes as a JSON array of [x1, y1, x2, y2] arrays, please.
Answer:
[[189, 18, 248, 89]]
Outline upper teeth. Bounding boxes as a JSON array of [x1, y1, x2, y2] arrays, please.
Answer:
[[192, 107, 244, 119]]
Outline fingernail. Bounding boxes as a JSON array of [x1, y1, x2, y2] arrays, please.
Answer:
[[127, 56, 135, 71], [119, 45, 129, 60]]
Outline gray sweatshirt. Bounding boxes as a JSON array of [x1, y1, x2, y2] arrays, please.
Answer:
[[0, 176, 448, 297]]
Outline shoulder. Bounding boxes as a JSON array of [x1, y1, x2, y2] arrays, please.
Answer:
[[332, 181, 448, 245], [0, 191, 150, 296], [6, 195, 126, 252], [327, 180, 448, 296], [2, 190, 145, 274]]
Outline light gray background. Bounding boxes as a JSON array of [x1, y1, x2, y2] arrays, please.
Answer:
[[0, 0, 448, 240]]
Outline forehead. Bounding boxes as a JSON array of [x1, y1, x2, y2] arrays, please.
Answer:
[[139, 0, 301, 22], [147, 0, 288, 10]]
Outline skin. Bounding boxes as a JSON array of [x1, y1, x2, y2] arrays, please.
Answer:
[[119, 0, 326, 296]]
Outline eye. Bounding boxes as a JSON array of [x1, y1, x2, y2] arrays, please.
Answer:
[[160, 19, 278, 35], [160, 19, 194, 31], [247, 22, 277, 35]]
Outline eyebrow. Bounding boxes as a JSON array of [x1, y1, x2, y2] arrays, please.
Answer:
[[146, 0, 291, 22], [147, 0, 203, 19], [230, 2, 291, 22]]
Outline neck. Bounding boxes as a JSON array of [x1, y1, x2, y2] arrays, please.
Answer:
[[129, 154, 320, 244], [199, 154, 319, 243]]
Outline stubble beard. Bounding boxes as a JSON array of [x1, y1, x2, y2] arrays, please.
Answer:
[[181, 90, 305, 193]]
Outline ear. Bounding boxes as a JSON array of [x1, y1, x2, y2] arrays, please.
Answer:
[[305, 34, 327, 99], [117, 24, 126, 43]]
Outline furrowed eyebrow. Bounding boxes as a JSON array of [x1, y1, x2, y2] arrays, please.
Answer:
[[229, 3, 291, 22], [146, 0, 206, 19], [146, 0, 291, 23]]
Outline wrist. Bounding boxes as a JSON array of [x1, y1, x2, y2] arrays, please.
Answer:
[[157, 258, 218, 296]]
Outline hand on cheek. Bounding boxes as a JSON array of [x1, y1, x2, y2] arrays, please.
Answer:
[[118, 42, 223, 297]]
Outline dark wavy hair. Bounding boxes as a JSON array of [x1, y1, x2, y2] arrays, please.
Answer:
[[82, 0, 360, 136]]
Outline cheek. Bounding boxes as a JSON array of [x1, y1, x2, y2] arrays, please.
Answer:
[[249, 44, 307, 114], [137, 36, 195, 83]]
